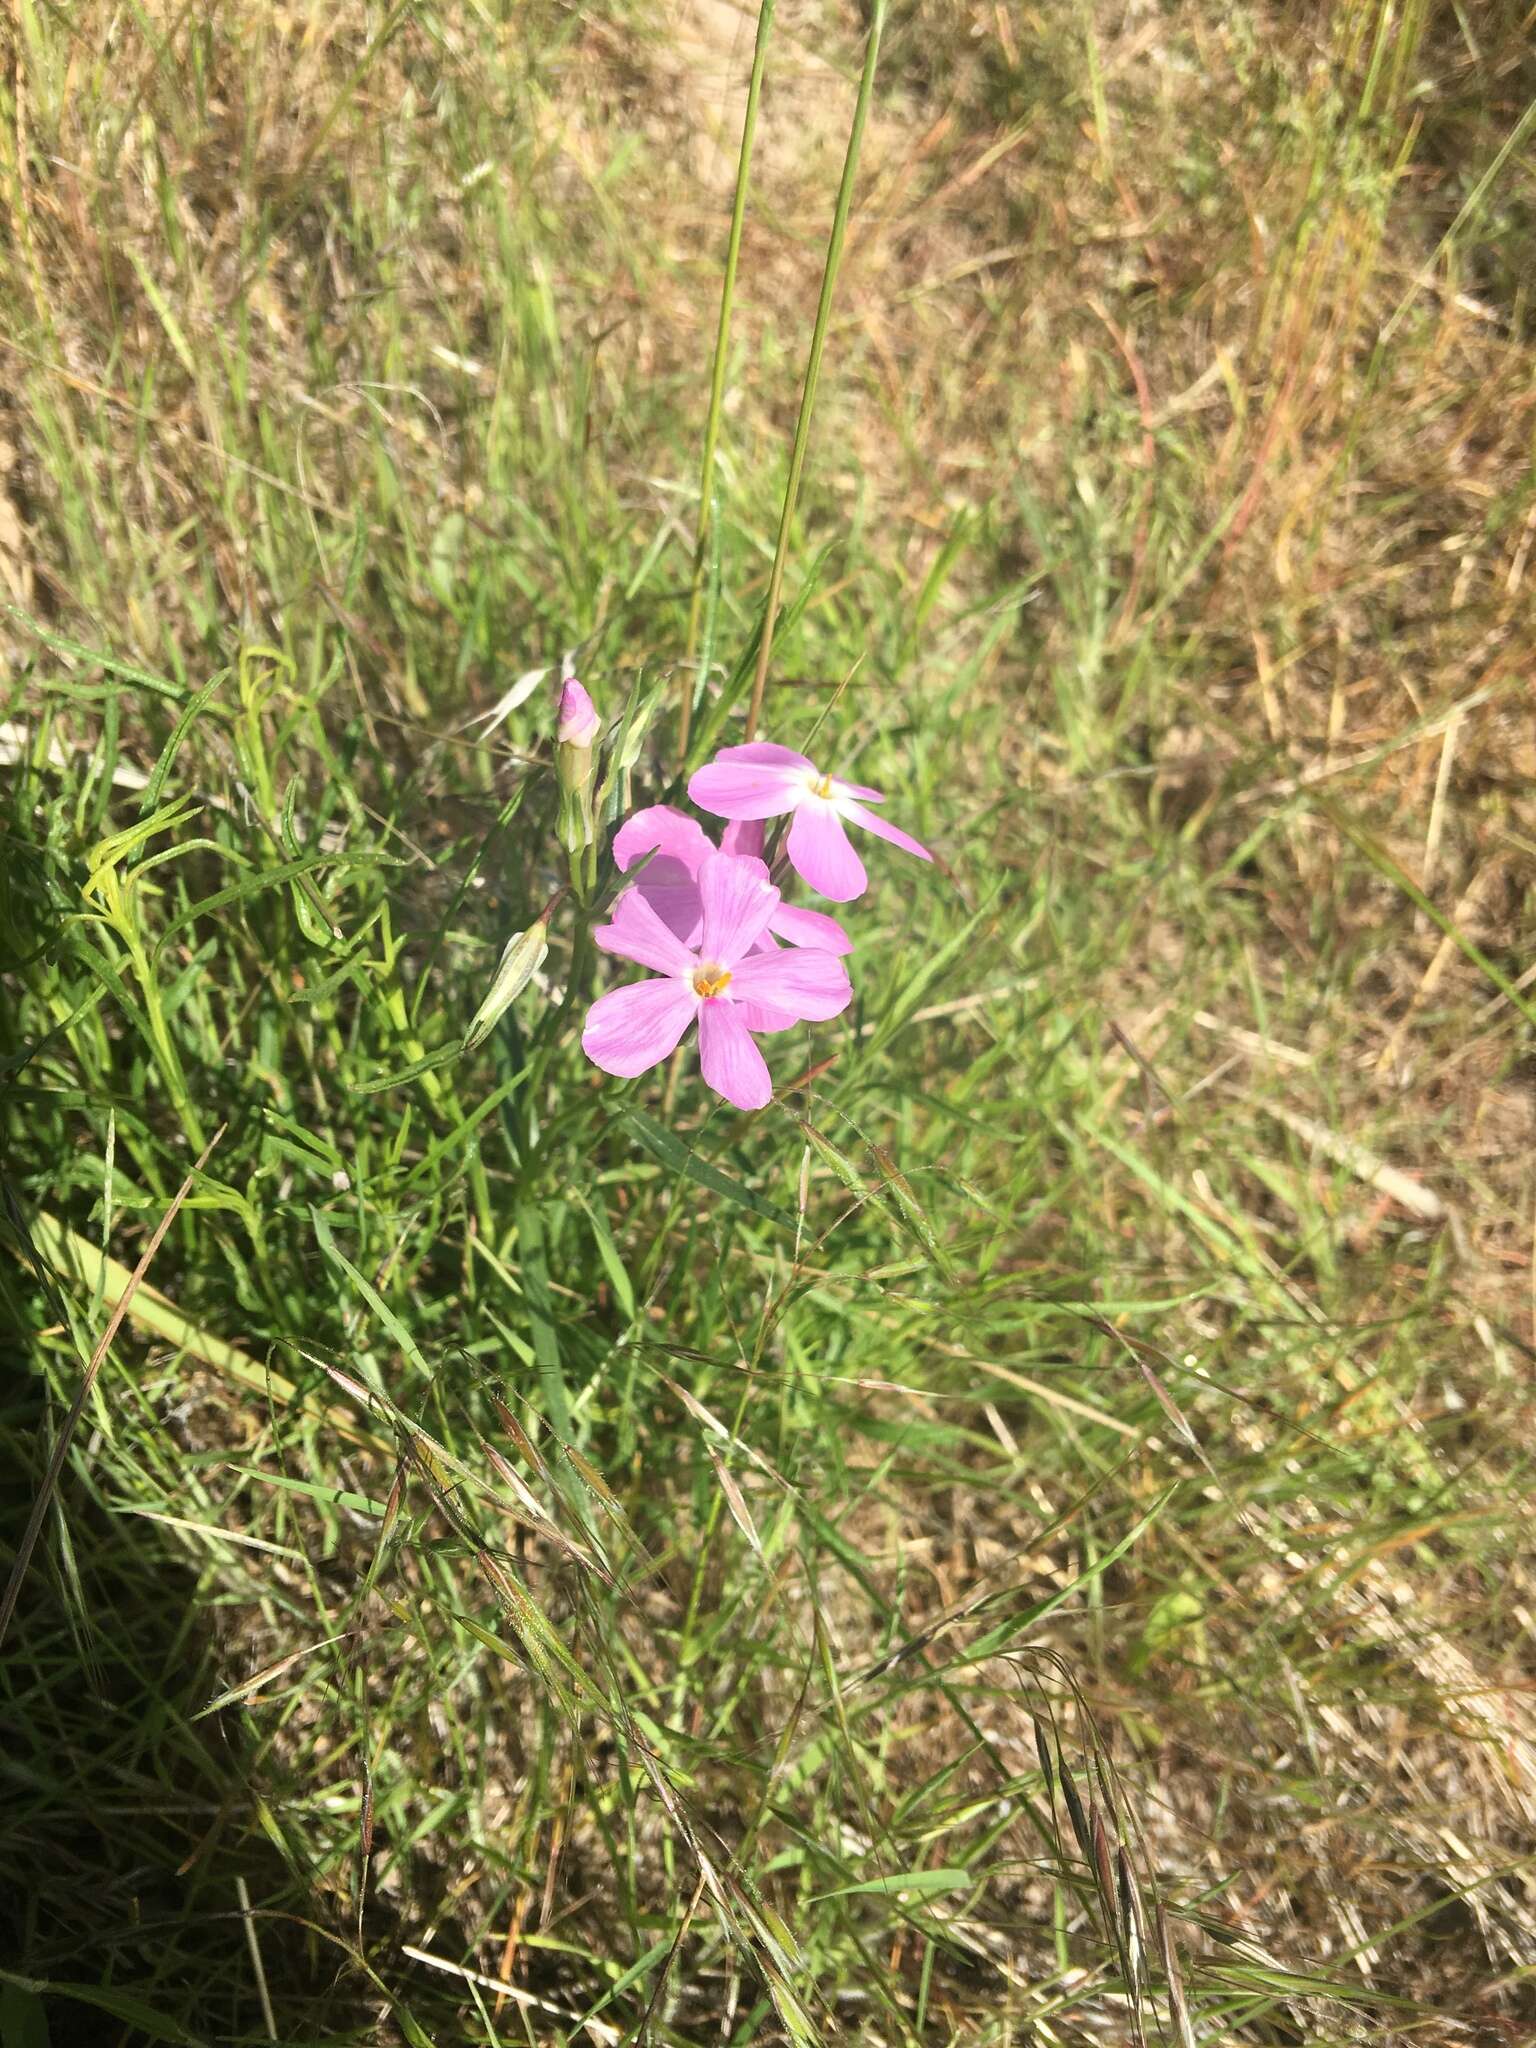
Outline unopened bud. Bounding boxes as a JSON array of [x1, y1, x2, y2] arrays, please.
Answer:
[[556, 677, 600, 748], [555, 674, 600, 852], [464, 922, 549, 1049]]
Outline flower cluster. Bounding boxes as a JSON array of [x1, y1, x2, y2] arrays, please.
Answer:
[[582, 734, 933, 1111]]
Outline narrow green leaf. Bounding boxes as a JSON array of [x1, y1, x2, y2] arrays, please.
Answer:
[[863, 886, 999, 1059], [514, 1200, 573, 1435], [569, 1188, 636, 1320], [139, 669, 229, 813], [0, 1973, 198, 2048], [914, 508, 973, 630], [624, 1108, 793, 1227], [310, 1208, 426, 1383], [4, 612, 186, 700], [572, 1936, 675, 2034], [156, 850, 382, 954], [126, 247, 199, 376], [814, 1866, 971, 1901], [86, 797, 200, 881], [353, 1043, 464, 1095], [0, 1982, 50, 2048], [1320, 796, 1536, 1028]]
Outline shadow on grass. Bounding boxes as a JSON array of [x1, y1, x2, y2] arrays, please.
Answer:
[[0, 1212, 372, 2048]]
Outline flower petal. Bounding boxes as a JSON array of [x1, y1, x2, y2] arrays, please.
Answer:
[[786, 802, 867, 901], [697, 1001, 772, 1110], [736, 999, 800, 1034], [594, 888, 699, 977], [842, 801, 934, 864], [768, 900, 853, 956], [832, 779, 885, 803], [622, 866, 703, 945], [719, 742, 817, 772], [698, 851, 780, 965], [721, 817, 766, 859], [730, 946, 852, 1022], [582, 978, 696, 1078], [612, 804, 713, 875], [689, 744, 808, 821]]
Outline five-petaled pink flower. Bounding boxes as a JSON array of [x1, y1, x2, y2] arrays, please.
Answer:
[[582, 852, 851, 1110], [688, 743, 932, 902], [612, 806, 852, 956]]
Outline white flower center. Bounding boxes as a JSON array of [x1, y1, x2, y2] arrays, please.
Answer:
[[804, 769, 836, 800]]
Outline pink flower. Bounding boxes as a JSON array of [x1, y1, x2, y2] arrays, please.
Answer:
[[611, 805, 852, 956], [583, 852, 851, 1110], [688, 743, 932, 902], [556, 677, 601, 747]]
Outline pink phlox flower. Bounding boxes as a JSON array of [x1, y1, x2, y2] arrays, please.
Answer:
[[687, 742, 933, 902], [611, 805, 852, 956], [583, 851, 852, 1110]]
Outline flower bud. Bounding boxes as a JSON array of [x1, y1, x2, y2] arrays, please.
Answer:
[[556, 677, 600, 748], [555, 672, 600, 852], [464, 921, 549, 1049]]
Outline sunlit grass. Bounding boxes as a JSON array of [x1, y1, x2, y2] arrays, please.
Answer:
[[3, 1, 1535, 2043]]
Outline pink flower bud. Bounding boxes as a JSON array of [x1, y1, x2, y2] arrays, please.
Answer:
[[556, 677, 600, 748]]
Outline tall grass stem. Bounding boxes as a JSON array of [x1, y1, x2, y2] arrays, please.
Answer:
[[681, 0, 777, 763], [743, 0, 886, 742]]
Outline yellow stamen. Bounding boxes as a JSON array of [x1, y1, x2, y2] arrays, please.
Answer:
[[692, 964, 733, 999], [810, 773, 834, 798]]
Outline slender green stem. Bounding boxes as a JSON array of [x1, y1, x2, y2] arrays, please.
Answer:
[[689, 484, 722, 761], [743, 0, 886, 741], [514, 905, 599, 1195], [132, 934, 208, 1153], [680, 0, 777, 765]]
